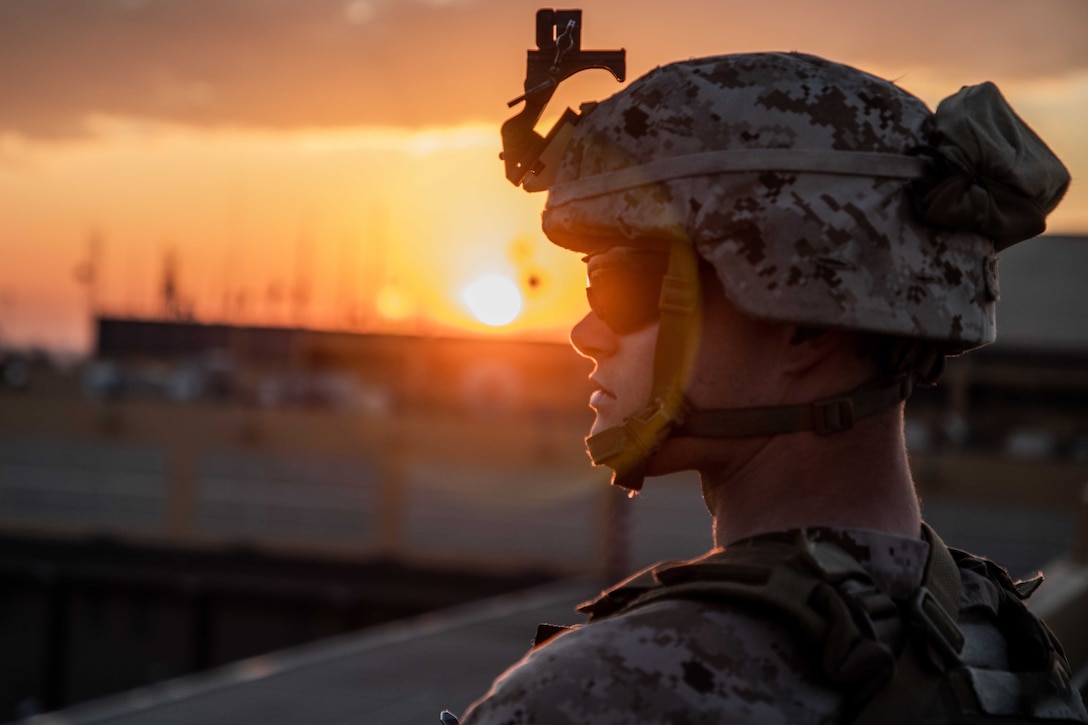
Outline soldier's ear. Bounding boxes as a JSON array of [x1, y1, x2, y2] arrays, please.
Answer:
[[781, 326, 848, 375], [789, 326, 826, 346]]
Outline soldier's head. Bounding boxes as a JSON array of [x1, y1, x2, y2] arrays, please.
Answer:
[[536, 52, 1068, 490]]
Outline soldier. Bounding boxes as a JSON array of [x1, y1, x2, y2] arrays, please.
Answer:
[[461, 46, 1085, 724]]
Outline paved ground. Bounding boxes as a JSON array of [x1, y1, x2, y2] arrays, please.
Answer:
[[23, 578, 598, 725]]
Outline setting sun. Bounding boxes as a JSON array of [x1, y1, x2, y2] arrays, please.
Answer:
[[461, 275, 523, 327], [376, 285, 412, 321]]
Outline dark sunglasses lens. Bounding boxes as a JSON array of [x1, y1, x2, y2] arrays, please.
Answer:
[[586, 270, 663, 334]]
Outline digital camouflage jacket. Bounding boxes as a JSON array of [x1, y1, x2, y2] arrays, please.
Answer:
[[462, 527, 1087, 724]]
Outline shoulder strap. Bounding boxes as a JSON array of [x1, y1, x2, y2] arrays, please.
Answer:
[[851, 524, 965, 724], [581, 533, 903, 692], [576, 528, 1087, 724], [583, 527, 971, 723]]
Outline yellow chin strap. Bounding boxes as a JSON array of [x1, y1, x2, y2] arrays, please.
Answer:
[[582, 238, 917, 492], [585, 238, 703, 491]]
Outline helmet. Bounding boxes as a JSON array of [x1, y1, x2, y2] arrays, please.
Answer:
[[512, 51, 1069, 489], [545, 52, 1068, 349]]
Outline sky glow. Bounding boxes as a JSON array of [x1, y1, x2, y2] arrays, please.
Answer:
[[0, 0, 1084, 352]]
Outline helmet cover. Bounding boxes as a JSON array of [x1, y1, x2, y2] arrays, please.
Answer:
[[543, 52, 1067, 352]]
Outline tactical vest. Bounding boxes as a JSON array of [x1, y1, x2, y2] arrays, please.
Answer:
[[559, 525, 1086, 724]]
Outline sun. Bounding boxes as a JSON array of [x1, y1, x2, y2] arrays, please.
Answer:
[[461, 275, 523, 327], [376, 285, 412, 320]]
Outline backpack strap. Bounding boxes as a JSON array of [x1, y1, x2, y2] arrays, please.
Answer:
[[574, 527, 1087, 724], [851, 523, 965, 724], [578, 532, 904, 696]]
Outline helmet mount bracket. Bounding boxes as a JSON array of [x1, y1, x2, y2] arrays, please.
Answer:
[[501, 9, 625, 191]]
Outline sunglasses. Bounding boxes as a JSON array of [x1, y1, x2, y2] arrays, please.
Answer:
[[585, 249, 669, 335]]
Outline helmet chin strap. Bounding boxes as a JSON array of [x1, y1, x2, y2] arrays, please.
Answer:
[[585, 238, 703, 491], [672, 375, 914, 439], [583, 239, 917, 492]]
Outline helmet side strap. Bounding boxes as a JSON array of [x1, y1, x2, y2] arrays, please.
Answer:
[[584, 238, 703, 491]]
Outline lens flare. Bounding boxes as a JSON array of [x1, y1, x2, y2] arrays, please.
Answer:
[[461, 275, 523, 327]]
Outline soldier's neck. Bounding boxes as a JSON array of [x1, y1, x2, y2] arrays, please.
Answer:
[[699, 407, 921, 548]]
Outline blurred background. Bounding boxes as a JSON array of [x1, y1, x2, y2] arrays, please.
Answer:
[[0, 0, 1086, 722]]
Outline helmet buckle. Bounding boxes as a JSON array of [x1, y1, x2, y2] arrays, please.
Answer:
[[907, 586, 965, 672], [658, 274, 698, 315], [813, 398, 855, 434]]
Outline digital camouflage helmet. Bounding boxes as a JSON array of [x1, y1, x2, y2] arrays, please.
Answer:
[[502, 13, 1070, 490]]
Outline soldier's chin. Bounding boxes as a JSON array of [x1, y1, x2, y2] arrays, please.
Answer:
[[588, 409, 625, 438]]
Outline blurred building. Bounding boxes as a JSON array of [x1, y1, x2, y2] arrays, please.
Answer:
[[905, 235, 1088, 506], [0, 321, 602, 717]]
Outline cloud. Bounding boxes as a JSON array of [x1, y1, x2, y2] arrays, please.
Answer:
[[343, 1, 378, 25], [0, 0, 1084, 138], [0, 0, 536, 138]]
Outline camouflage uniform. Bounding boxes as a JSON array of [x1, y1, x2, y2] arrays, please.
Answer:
[[463, 528, 1084, 724]]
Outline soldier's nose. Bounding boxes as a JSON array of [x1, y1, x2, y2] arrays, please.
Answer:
[[570, 311, 617, 361]]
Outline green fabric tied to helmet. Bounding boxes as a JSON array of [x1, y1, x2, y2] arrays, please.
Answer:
[[912, 81, 1070, 250]]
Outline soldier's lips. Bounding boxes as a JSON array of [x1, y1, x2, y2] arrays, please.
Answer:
[[589, 388, 615, 410]]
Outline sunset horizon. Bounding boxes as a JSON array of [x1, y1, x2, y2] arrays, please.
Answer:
[[2, 0, 1086, 354]]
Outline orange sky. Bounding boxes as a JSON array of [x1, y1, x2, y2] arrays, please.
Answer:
[[1, 0, 1086, 352]]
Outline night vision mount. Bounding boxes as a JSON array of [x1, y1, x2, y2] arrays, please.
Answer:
[[501, 9, 625, 191]]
